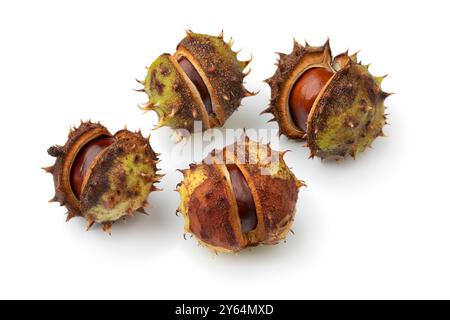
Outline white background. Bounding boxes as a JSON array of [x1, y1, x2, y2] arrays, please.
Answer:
[[1, 0, 449, 299]]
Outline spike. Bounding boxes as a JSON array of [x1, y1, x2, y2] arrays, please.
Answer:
[[260, 106, 273, 115], [280, 150, 291, 158], [66, 211, 77, 222], [276, 52, 287, 60], [293, 38, 302, 50], [86, 216, 95, 231], [244, 89, 257, 97], [242, 68, 251, 77], [138, 102, 151, 111], [296, 180, 306, 189], [49, 195, 58, 203], [218, 29, 224, 39], [263, 78, 273, 85], [152, 118, 167, 131], [42, 166, 54, 174], [135, 78, 145, 85], [102, 222, 113, 235], [374, 74, 388, 86], [136, 207, 148, 215], [350, 145, 357, 159], [133, 88, 145, 93], [350, 51, 360, 63], [155, 173, 166, 180], [381, 91, 394, 100], [242, 53, 253, 66]]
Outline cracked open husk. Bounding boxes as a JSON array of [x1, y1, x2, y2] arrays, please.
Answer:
[[263, 39, 392, 160], [43, 121, 162, 233], [138, 31, 254, 133], [176, 135, 305, 253]]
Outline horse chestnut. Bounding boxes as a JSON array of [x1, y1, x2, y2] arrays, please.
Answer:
[[176, 135, 305, 253], [264, 39, 392, 160], [138, 31, 254, 132], [43, 121, 162, 233], [289, 67, 334, 132]]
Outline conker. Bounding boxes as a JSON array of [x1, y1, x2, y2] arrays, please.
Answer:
[[138, 31, 254, 132], [43, 121, 162, 233], [70, 136, 114, 199], [264, 39, 391, 160], [177, 56, 213, 115], [289, 68, 333, 131], [177, 135, 305, 253], [226, 164, 257, 233]]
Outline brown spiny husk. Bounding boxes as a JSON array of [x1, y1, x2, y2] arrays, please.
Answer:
[[139, 31, 254, 133], [44, 121, 162, 233], [177, 135, 305, 253], [264, 39, 391, 160]]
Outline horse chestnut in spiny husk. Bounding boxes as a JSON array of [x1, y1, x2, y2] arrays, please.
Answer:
[[137, 31, 254, 132], [263, 39, 392, 160], [176, 135, 305, 253], [43, 121, 162, 233]]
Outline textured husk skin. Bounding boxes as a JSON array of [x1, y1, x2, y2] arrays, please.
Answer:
[[307, 63, 387, 159], [177, 136, 304, 253], [44, 121, 161, 232], [264, 40, 390, 160], [141, 31, 252, 132], [143, 54, 208, 132]]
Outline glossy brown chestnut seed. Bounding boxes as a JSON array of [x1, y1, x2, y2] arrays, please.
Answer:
[[289, 67, 333, 131], [70, 136, 114, 199], [177, 56, 213, 114], [226, 164, 257, 233]]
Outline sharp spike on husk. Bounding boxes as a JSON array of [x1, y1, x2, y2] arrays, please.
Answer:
[[151, 186, 162, 192], [102, 222, 113, 234], [66, 211, 77, 222], [374, 74, 388, 85], [86, 216, 95, 231], [296, 180, 306, 189], [293, 38, 302, 50], [42, 166, 54, 174], [381, 91, 394, 100], [242, 67, 251, 77], [260, 106, 273, 115]]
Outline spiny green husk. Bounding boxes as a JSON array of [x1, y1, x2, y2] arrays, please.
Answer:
[[139, 31, 253, 133], [264, 39, 392, 160], [43, 121, 162, 233]]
